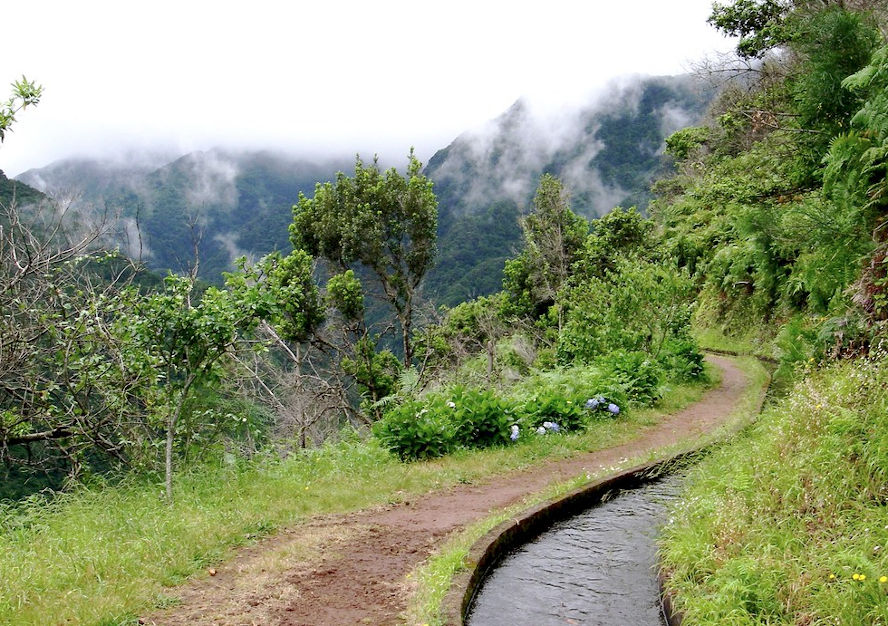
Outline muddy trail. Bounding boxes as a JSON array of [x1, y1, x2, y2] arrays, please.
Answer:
[[148, 355, 748, 625]]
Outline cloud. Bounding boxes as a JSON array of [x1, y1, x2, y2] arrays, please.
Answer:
[[181, 151, 239, 209]]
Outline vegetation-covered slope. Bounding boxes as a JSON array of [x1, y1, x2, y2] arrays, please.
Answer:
[[654, 1, 888, 622], [661, 353, 888, 623]]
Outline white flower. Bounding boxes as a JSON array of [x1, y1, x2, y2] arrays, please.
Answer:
[[447, 401, 456, 408]]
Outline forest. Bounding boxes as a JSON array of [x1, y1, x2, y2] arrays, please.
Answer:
[[2, 0, 888, 623]]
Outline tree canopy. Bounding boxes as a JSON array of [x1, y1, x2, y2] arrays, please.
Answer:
[[291, 151, 437, 363]]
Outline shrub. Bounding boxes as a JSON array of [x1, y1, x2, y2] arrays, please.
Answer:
[[372, 398, 456, 461], [596, 350, 664, 404], [519, 391, 587, 431], [657, 338, 707, 382], [449, 387, 515, 449]]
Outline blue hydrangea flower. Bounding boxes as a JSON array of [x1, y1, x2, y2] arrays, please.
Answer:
[[543, 421, 560, 432], [607, 403, 620, 415], [585, 398, 599, 410], [510, 424, 520, 441]]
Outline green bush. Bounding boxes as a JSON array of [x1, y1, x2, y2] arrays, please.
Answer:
[[374, 358, 665, 461], [372, 398, 456, 461], [596, 350, 664, 404], [519, 391, 587, 431], [449, 387, 515, 449], [657, 338, 707, 382]]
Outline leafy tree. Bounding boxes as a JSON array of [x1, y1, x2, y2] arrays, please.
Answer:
[[291, 151, 438, 364], [225, 251, 360, 446], [416, 293, 510, 383], [578, 207, 658, 278], [503, 175, 587, 323], [323, 269, 402, 419], [130, 275, 260, 500], [709, 0, 792, 59], [557, 256, 695, 364]]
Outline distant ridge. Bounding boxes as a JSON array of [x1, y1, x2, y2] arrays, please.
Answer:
[[15, 74, 712, 304]]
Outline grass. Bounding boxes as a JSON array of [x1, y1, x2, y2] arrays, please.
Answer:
[[403, 355, 770, 625], [659, 352, 888, 624], [0, 364, 727, 625]]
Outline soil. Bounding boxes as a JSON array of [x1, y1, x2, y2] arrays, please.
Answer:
[[147, 355, 749, 626]]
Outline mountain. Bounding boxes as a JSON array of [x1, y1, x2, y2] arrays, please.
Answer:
[[18, 151, 351, 280], [15, 74, 712, 304], [423, 74, 713, 305], [1, 168, 46, 208]]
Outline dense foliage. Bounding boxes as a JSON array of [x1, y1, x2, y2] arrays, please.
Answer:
[[378, 177, 706, 461], [654, 3, 888, 623], [653, 1, 887, 370]]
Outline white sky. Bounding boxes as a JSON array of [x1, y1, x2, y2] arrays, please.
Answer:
[[0, 1, 735, 176]]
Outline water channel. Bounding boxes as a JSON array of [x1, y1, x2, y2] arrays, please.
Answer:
[[467, 473, 684, 626]]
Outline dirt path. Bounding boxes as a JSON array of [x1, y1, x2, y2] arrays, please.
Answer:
[[149, 355, 748, 626]]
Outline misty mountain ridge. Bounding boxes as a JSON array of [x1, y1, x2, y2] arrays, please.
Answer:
[[426, 74, 712, 303], [13, 74, 712, 302], [428, 74, 710, 219], [18, 150, 352, 279]]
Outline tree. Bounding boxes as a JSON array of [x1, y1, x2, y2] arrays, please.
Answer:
[[709, 0, 792, 59], [225, 250, 355, 446], [130, 275, 260, 500], [325, 269, 402, 420], [290, 151, 438, 364], [503, 174, 587, 324], [0, 169, 147, 489]]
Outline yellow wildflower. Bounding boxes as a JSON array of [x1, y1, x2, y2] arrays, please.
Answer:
[[853, 573, 860, 580], [880, 576, 887, 583], [860, 574, 867, 581]]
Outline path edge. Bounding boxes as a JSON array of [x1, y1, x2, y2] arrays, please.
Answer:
[[440, 354, 772, 625]]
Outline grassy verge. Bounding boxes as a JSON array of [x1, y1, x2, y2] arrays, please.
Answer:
[[404, 355, 768, 625], [660, 353, 888, 624], [0, 366, 720, 625]]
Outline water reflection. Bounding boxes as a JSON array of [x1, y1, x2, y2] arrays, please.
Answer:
[[467, 474, 683, 626]]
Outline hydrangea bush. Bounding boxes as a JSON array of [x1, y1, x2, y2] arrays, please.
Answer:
[[374, 379, 629, 461]]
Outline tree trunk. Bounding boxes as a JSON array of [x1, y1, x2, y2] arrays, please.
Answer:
[[165, 374, 196, 502], [165, 417, 175, 501], [400, 301, 413, 365]]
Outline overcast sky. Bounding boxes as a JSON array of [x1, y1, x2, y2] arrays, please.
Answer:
[[1, 1, 735, 176]]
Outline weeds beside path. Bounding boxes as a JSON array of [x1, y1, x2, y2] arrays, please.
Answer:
[[149, 355, 759, 625]]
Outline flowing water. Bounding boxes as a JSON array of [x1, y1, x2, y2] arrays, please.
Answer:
[[467, 473, 684, 626]]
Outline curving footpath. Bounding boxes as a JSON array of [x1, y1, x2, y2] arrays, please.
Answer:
[[151, 355, 755, 626]]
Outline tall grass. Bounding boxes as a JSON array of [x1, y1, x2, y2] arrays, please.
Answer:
[[660, 353, 888, 624]]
